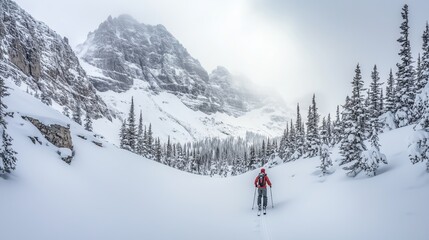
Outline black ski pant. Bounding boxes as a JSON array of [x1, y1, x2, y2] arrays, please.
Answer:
[[257, 188, 267, 208]]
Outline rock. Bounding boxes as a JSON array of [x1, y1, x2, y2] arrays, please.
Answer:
[[0, 0, 112, 120], [23, 116, 74, 163]]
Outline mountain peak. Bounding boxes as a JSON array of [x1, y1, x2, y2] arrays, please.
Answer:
[[115, 14, 139, 24]]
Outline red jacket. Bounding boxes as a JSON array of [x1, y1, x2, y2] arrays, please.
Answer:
[[254, 174, 272, 188]]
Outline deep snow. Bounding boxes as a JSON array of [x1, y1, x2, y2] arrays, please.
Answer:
[[1, 80, 428, 240]]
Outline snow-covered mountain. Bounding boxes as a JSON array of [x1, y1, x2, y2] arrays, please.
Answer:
[[77, 14, 290, 142], [0, 0, 111, 119], [1, 79, 428, 240]]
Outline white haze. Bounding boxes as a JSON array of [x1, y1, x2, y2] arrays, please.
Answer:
[[13, 0, 429, 117]]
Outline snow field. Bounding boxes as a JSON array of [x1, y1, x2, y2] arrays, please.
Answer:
[[1, 80, 428, 240]]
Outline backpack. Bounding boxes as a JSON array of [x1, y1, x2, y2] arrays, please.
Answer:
[[258, 173, 266, 187]]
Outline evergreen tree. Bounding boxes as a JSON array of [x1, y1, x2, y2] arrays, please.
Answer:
[[288, 120, 297, 161], [306, 94, 320, 157], [380, 89, 384, 113], [395, 4, 416, 127], [147, 124, 153, 157], [119, 120, 127, 149], [0, 130, 17, 174], [84, 112, 93, 132], [155, 138, 162, 162], [385, 69, 396, 113], [326, 114, 332, 145], [339, 64, 367, 177], [414, 24, 429, 120], [0, 78, 16, 174], [369, 65, 383, 119], [0, 77, 10, 129], [416, 54, 424, 92], [249, 146, 257, 170], [319, 119, 332, 175], [409, 93, 429, 172], [125, 97, 137, 152], [421, 22, 429, 90], [332, 105, 342, 144], [362, 112, 387, 176], [295, 103, 305, 158], [136, 111, 144, 155], [165, 136, 172, 166], [278, 128, 288, 160]]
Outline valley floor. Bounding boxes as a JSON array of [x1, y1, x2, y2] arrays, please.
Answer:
[[1, 83, 429, 240]]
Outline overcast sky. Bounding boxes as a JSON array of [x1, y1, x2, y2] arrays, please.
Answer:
[[14, 0, 429, 117]]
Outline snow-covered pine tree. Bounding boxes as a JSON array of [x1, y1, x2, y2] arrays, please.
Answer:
[[142, 126, 148, 157], [147, 124, 153, 158], [288, 120, 297, 161], [125, 97, 137, 152], [395, 4, 416, 127], [421, 22, 429, 90], [319, 118, 332, 175], [165, 136, 172, 166], [295, 103, 305, 158], [385, 69, 396, 113], [368, 65, 383, 138], [332, 105, 342, 145], [155, 137, 162, 162], [369, 65, 383, 118], [0, 77, 16, 174], [413, 24, 429, 121], [362, 110, 387, 177], [119, 120, 127, 149], [0, 129, 17, 174], [84, 112, 93, 132], [278, 128, 288, 160], [305, 94, 320, 158], [326, 114, 332, 146], [260, 139, 266, 165], [380, 89, 384, 113], [339, 64, 367, 177], [72, 103, 82, 125], [0, 77, 10, 129], [249, 146, 257, 170], [136, 111, 144, 155], [416, 54, 424, 92], [409, 102, 429, 172]]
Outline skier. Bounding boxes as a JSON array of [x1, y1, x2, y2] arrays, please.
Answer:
[[254, 168, 272, 213]]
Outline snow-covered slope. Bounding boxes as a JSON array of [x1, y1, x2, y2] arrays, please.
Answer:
[[1, 79, 428, 240], [93, 80, 290, 143], [0, 0, 111, 119], [77, 14, 290, 142]]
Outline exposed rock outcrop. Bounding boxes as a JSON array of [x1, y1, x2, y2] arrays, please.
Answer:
[[23, 116, 74, 163]]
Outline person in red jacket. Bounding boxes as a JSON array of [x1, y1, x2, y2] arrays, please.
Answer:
[[254, 168, 272, 210]]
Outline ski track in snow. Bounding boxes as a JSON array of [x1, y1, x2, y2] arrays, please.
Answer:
[[260, 215, 272, 240]]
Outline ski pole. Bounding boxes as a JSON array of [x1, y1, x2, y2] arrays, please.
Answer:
[[270, 187, 274, 208], [252, 187, 257, 210]]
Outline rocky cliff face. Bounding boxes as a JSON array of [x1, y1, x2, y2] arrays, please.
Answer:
[[0, 0, 111, 120], [77, 15, 257, 116]]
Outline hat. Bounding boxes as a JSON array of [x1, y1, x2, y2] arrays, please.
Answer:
[[261, 168, 265, 173]]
